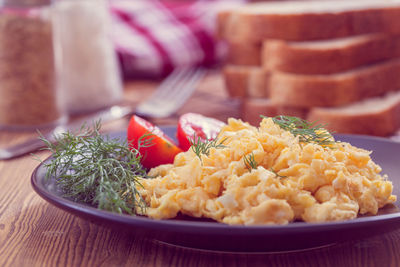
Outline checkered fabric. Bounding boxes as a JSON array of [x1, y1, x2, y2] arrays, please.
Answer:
[[111, 0, 244, 77]]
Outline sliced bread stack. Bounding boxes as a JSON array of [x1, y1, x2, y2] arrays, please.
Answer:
[[219, 0, 400, 136]]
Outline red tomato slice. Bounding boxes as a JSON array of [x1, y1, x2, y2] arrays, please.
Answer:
[[127, 115, 183, 169], [177, 113, 225, 151]]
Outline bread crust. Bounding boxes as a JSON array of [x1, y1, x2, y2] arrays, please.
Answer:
[[226, 42, 261, 66], [220, 1, 400, 136], [240, 98, 308, 126], [240, 95, 400, 136], [308, 101, 400, 136], [223, 66, 269, 98], [269, 59, 400, 107], [263, 34, 400, 74], [218, 2, 400, 42], [240, 98, 278, 126]]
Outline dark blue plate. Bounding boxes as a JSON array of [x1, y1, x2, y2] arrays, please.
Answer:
[[31, 127, 400, 252]]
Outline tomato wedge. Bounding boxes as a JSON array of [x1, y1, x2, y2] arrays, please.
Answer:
[[177, 113, 225, 151], [127, 115, 183, 169]]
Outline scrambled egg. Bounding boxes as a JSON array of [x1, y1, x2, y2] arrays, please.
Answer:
[[137, 118, 396, 225]]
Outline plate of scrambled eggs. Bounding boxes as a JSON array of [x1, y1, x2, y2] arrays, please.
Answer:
[[32, 117, 400, 252]]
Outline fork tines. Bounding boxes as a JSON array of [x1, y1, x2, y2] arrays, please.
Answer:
[[135, 67, 206, 118]]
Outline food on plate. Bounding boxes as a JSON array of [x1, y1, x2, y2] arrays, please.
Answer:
[[40, 122, 147, 215], [39, 113, 397, 225], [177, 113, 225, 151], [127, 115, 182, 169], [137, 116, 396, 225]]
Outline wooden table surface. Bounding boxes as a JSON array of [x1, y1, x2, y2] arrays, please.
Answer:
[[1, 72, 400, 267]]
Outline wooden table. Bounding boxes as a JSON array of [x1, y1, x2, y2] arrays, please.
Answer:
[[1, 72, 400, 267]]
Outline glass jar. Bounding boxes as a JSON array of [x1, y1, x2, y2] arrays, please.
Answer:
[[52, 0, 123, 115], [0, 0, 66, 130]]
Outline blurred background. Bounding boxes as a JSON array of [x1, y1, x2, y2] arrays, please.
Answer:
[[0, 0, 399, 144]]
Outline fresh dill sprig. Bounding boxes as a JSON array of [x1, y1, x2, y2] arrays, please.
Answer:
[[135, 133, 155, 162], [263, 115, 335, 147], [190, 134, 227, 161], [138, 133, 155, 148], [270, 168, 286, 179], [38, 121, 151, 215], [244, 152, 258, 171]]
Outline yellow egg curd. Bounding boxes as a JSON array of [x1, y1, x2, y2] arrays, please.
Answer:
[[137, 117, 396, 225]]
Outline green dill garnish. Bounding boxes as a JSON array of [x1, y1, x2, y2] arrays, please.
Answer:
[[138, 133, 155, 148], [190, 134, 227, 161], [136, 133, 155, 162], [263, 115, 335, 147], [38, 121, 151, 215], [270, 168, 286, 179], [244, 152, 258, 171]]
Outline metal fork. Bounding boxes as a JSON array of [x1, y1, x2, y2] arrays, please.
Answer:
[[136, 67, 206, 118], [0, 67, 205, 160]]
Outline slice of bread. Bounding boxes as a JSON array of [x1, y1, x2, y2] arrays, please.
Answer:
[[226, 42, 261, 66], [218, 0, 400, 42], [307, 91, 400, 136], [223, 65, 269, 98], [263, 34, 400, 74], [240, 93, 400, 136], [269, 58, 400, 108], [240, 98, 308, 126]]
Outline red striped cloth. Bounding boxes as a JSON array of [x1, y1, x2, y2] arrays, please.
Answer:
[[110, 0, 244, 78]]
